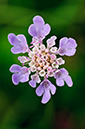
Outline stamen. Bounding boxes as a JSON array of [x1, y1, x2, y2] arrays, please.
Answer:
[[29, 45, 34, 48]]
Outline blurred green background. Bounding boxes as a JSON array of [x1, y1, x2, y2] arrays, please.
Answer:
[[0, 0, 85, 129]]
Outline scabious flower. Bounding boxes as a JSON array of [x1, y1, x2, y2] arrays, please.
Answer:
[[8, 15, 77, 104]]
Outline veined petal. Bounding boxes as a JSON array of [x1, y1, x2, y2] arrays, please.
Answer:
[[9, 64, 22, 73], [17, 34, 28, 48], [59, 37, 68, 48], [60, 68, 69, 76], [28, 24, 37, 37], [41, 88, 51, 104], [20, 73, 29, 83], [33, 15, 44, 30], [11, 46, 22, 54], [29, 79, 36, 88], [36, 83, 44, 96], [49, 83, 56, 95], [65, 48, 76, 56], [12, 73, 21, 85], [56, 77, 64, 86], [8, 33, 20, 46], [43, 24, 51, 36], [59, 37, 77, 56], [64, 75, 73, 87], [67, 38, 77, 48], [28, 16, 50, 39], [8, 33, 28, 54]]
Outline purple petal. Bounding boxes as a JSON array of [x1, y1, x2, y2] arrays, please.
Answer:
[[9, 64, 22, 73], [46, 79, 56, 95], [49, 83, 56, 95], [67, 38, 77, 48], [31, 74, 41, 83], [8, 33, 19, 46], [54, 70, 61, 79], [64, 75, 73, 87], [59, 37, 77, 56], [11, 46, 23, 54], [33, 16, 44, 30], [65, 48, 76, 56], [36, 83, 44, 96], [28, 24, 37, 37], [8, 33, 28, 54], [59, 37, 68, 48], [20, 73, 29, 83], [17, 34, 28, 48], [29, 79, 36, 88], [56, 77, 64, 86], [60, 68, 69, 76], [12, 73, 20, 85], [41, 88, 51, 104], [28, 16, 50, 39], [43, 24, 51, 36]]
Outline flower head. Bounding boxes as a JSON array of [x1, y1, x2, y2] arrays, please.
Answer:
[[8, 15, 77, 104]]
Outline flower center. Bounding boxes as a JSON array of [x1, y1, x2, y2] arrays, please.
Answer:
[[34, 51, 51, 70]]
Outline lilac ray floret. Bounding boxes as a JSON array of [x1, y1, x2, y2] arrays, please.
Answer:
[[8, 33, 28, 54], [28, 16, 51, 40], [58, 37, 77, 56], [10, 64, 30, 85], [29, 74, 41, 88], [54, 68, 73, 87], [36, 79, 56, 104]]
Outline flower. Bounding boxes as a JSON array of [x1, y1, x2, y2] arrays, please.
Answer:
[[8, 33, 28, 54], [58, 37, 77, 56], [36, 79, 56, 104], [28, 16, 51, 40], [54, 68, 73, 87], [9, 64, 30, 85], [8, 15, 77, 104]]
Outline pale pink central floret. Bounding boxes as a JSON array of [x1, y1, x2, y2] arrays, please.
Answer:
[[17, 36, 65, 78], [27, 37, 63, 77]]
